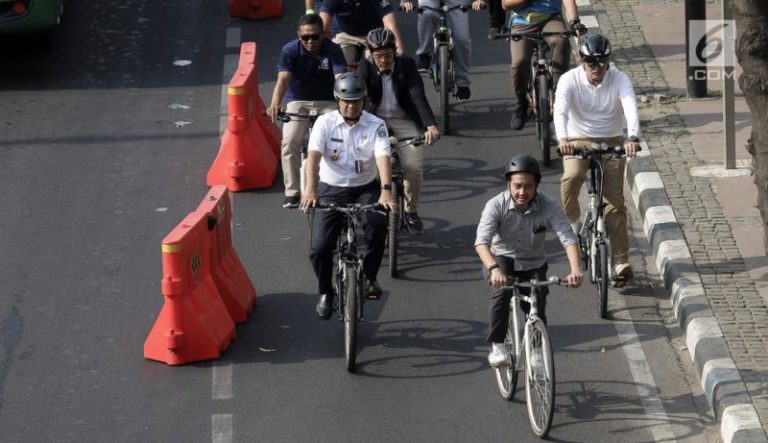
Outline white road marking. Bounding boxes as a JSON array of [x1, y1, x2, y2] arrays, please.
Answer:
[[212, 414, 234, 443], [212, 361, 233, 400]]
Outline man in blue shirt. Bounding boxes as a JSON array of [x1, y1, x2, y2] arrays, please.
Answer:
[[319, 0, 406, 69], [267, 14, 347, 208], [503, 0, 585, 130]]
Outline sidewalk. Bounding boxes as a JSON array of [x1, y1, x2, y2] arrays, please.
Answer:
[[585, 0, 768, 441]]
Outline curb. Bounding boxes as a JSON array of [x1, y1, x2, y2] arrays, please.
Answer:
[[626, 141, 767, 443], [576, 1, 768, 441]]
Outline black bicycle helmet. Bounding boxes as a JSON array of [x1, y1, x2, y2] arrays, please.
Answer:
[[333, 72, 367, 101], [579, 33, 612, 59], [504, 155, 541, 184], [366, 27, 396, 51]]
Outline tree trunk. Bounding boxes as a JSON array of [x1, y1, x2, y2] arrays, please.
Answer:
[[733, 0, 768, 254]]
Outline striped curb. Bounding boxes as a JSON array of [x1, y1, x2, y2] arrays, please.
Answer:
[[575, 1, 768, 440]]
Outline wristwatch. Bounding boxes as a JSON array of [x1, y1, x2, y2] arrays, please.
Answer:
[[381, 184, 392, 191], [488, 263, 499, 272], [629, 136, 640, 143]]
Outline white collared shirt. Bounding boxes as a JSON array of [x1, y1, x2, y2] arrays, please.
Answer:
[[308, 110, 391, 187], [376, 71, 406, 119], [554, 65, 640, 140]]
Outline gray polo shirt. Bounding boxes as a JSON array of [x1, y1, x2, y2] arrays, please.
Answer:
[[475, 191, 577, 271]]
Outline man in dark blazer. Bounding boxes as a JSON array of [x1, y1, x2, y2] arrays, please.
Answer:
[[358, 28, 440, 234]]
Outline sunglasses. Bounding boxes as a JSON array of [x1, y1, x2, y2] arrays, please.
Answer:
[[300, 33, 322, 42], [583, 56, 609, 68]]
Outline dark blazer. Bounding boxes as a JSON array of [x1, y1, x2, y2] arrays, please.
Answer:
[[358, 55, 438, 130]]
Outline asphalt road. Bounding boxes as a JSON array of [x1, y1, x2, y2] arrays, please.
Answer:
[[0, 1, 719, 442]]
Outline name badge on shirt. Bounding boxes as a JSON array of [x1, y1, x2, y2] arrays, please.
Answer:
[[355, 160, 364, 174]]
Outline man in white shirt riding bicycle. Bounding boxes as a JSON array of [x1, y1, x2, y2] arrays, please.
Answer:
[[300, 73, 398, 319], [475, 155, 582, 367], [555, 33, 641, 287]]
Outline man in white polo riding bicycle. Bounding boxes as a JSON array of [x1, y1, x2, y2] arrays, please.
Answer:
[[475, 155, 582, 367], [300, 73, 398, 320], [555, 33, 640, 287], [358, 27, 440, 234]]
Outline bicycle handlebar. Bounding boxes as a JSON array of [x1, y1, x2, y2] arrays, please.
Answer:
[[556, 142, 642, 159], [390, 135, 426, 148], [490, 30, 575, 42], [501, 275, 563, 289], [263, 110, 320, 124], [314, 201, 388, 213], [407, 4, 476, 14]]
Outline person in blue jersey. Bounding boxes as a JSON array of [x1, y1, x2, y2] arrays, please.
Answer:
[[267, 14, 348, 208], [503, 0, 586, 130], [319, 0, 406, 69]]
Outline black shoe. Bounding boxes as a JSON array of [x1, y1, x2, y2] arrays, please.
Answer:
[[283, 195, 300, 208], [417, 54, 431, 72], [405, 211, 423, 234], [365, 279, 383, 300], [488, 26, 502, 40], [457, 86, 471, 101], [510, 104, 527, 130], [315, 293, 333, 319]]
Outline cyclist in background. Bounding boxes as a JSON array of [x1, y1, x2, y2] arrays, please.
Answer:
[[400, 0, 487, 101], [300, 73, 397, 319], [358, 28, 440, 234], [486, 0, 507, 40], [555, 33, 640, 287], [267, 14, 347, 208], [504, 0, 585, 130], [475, 155, 582, 367], [319, 0, 406, 69]]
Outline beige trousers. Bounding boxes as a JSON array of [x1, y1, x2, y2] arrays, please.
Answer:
[[281, 100, 337, 197], [386, 116, 424, 213], [560, 136, 629, 264]]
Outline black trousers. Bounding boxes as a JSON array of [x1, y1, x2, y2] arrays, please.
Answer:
[[488, 0, 506, 29], [309, 180, 387, 296], [484, 257, 549, 343]]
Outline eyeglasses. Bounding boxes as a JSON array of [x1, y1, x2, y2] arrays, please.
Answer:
[[300, 33, 322, 42], [583, 56, 609, 68]]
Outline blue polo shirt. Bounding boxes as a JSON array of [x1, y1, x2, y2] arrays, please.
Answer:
[[509, 0, 561, 26], [277, 38, 347, 103], [320, 0, 393, 37]]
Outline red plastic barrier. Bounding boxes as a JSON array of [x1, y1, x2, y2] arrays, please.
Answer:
[[207, 62, 278, 191], [240, 42, 281, 158], [144, 211, 236, 365], [229, 0, 283, 20], [197, 185, 257, 323]]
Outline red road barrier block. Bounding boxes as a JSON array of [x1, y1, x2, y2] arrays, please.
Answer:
[[197, 185, 257, 323], [144, 212, 237, 365], [240, 42, 281, 159], [207, 63, 278, 191], [229, 0, 283, 20]]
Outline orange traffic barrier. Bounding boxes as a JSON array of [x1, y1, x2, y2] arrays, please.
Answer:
[[144, 211, 237, 365], [229, 0, 283, 20], [240, 42, 281, 159], [197, 185, 257, 323], [207, 62, 278, 191]]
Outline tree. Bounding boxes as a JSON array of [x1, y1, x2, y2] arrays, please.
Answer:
[[734, 1, 768, 253]]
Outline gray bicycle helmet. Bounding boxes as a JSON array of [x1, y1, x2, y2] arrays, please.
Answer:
[[504, 155, 541, 184], [366, 27, 396, 51], [579, 33, 612, 58], [333, 72, 367, 101]]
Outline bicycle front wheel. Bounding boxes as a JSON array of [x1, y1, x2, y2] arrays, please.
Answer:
[[438, 45, 450, 134], [525, 319, 555, 438], [595, 239, 609, 319], [344, 263, 359, 372], [388, 181, 400, 278], [494, 302, 522, 400], [536, 73, 552, 167]]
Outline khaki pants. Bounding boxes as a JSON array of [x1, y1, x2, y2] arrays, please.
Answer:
[[560, 136, 629, 264], [332, 33, 369, 67], [509, 18, 570, 97], [386, 117, 423, 213], [281, 100, 337, 197]]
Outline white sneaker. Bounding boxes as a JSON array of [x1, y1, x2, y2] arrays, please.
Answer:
[[488, 343, 507, 368]]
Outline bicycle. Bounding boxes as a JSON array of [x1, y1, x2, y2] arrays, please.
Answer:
[[493, 275, 564, 438], [413, 3, 474, 135], [386, 135, 425, 278], [313, 201, 386, 372], [492, 29, 575, 167], [558, 143, 639, 318]]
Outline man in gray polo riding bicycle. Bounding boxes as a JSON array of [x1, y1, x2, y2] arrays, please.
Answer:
[[555, 33, 640, 287], [475, 155, 582, 367]]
